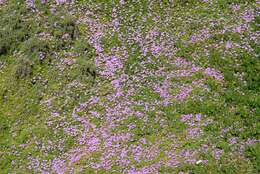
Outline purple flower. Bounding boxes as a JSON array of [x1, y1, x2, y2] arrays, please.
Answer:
[[55, 0, 73, 5], [87, 136, 100, 151], [204, 68, 223, 81], [111, 79, 121, 88], [89, 96, 99, 104], [187, 127, 202, 138], [225, 41, 232, 49], [180, 114, 193, 122], [242, 10, 254, 23], [52, 158, 66, 174], [175, 86, 193, 100], [0, 0, 6, 5], [212, 149, 224, 160], [229, 137, 237, 144], [40, 0, 47, 4], [90, 111, 100, 118]]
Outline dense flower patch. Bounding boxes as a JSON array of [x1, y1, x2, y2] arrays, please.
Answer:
[[0, 0, 259, 173]]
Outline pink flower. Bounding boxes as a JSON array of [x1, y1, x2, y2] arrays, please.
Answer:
[[55, 0, 73, 5], [204, 68, 223, 81], [90, 111, 100, 118], [111, 79, 121, 88], [52, 158, 66, 174], [180, 114, 193, 122], [235, 25, 242, 33], [89, 96, 99, 104], [175, 86, 193, 101], [225, 41, 232, 49]]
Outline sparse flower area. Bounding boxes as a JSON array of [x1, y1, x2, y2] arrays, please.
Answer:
[[0, 0, 259, 173]]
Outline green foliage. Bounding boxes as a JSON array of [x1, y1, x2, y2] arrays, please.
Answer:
[[218, 0, 256, 8], [49, 12, 79, 40], [0, 2, 35, 56], [20, 37, 50, 61], [74, 38, 96, 57], [76, 56, 96, 82], [245, 144, 260, 172], [240, 53, 260, 91], [174, 0, 197, 7], [14, 58, 33, 79]]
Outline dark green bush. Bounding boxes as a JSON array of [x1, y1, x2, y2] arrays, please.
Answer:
[[77, 57, 96, 80], [49, 12, 79, 40], [15, 58, 33, 79], [20, 37, 50, 62], [174, 0, 197, 7], [0, 2, 36, 56], [74, 38, 95, 55], [240, 53, 260, 91], [244, 144, 260, 172]]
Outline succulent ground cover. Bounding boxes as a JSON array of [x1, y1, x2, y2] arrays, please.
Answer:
[[0, 0, 259, 173]]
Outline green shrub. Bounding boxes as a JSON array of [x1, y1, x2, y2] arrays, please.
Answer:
[[174, 0, 197, 7], [15, 58, 33, 79], [49, 12, 79, 40], [0, 2, 36, 56], [20, 37, 50, 62], [244, 144, 260, 172], [77, 57, 96, 80], [74, 38, 95, 56]]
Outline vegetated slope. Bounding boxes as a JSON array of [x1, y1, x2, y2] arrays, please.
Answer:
[[0, 0, 259, 173]]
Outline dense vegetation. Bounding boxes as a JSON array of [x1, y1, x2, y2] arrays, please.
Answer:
[[0, 0, 259, 173]]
